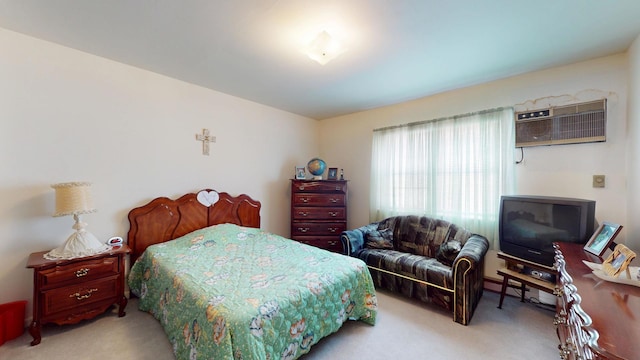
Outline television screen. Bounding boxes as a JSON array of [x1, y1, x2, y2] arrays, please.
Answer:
[[499, 195, 596, 266]]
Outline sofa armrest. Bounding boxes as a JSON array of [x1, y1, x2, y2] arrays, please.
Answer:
[[453, 234, 489, 269], [340, 229, 365, 256], [451, 234, 489, 325]]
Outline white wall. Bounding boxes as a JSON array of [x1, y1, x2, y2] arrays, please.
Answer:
[[0, 29, 319, 310], [627, 34, 640, 256], [319, 53, 633, 262]]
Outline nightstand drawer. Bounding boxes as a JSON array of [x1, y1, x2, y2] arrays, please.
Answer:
[[42, 276, 118, 316], [40, 256, 119, 287]]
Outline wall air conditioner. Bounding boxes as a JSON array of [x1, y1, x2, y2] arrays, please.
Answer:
[[515, 99, 606, 147]]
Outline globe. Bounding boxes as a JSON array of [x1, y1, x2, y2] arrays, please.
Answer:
[[307, 158, 327, 178]]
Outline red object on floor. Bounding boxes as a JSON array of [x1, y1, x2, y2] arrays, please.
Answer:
[[0, 300, 27, 346]]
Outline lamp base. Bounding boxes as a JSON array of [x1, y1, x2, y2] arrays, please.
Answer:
[[44, 230, 110, 260]]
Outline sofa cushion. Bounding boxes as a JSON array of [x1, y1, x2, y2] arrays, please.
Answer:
[[353, 248, 453, 290], [436, 240, 462, 266], [364, 228, 394, 249], [394, 216, 472, 257]]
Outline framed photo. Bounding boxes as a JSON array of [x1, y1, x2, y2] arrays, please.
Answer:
[[295, 166, 306, 180], [327, 167, 338, 180], [584, 222, 623, 257], [602, 244, 636, 277]]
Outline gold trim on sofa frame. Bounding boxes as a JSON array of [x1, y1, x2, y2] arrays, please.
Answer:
[[366, 257, 473, 325]]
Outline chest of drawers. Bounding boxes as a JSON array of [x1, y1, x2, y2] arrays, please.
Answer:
[[26, 245, 130, 345], [291, 180, 347, 252]]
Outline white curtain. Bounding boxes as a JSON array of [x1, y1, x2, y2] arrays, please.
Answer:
[[370, 107, 515, 247]]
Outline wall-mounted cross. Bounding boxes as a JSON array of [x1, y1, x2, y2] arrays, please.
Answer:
[[195, 128, 216, 155]]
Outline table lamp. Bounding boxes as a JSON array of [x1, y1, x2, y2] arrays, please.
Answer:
[[44, 182, 109, 260]]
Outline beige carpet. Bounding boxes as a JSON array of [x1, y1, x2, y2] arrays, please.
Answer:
[[0, 290, 558, 360]]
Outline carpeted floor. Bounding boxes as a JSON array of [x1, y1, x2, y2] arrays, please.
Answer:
[[0, 290, 558, 360]]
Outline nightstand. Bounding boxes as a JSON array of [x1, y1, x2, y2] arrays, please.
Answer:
[[26, 245, 130, 346]]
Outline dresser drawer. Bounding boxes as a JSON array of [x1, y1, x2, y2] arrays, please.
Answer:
[[292, 207, 346, 220], [41, 276, 118, 316], [292, 181, 347, 194], [291, 222, 346, 236], [39, 256, 119, 287], [293, 193, 345, 207], [294, 237, 343, 252]]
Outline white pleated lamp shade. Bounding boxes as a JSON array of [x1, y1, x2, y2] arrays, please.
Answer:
[[52, 182, 96, 217]]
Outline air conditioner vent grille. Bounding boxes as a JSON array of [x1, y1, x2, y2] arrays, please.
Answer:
[[516, 118, 552, 144], [515, 99, 606, 147], [554, 111, 605, 142]]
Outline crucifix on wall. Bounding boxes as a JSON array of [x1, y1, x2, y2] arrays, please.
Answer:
[[195, 128, 216, 155]]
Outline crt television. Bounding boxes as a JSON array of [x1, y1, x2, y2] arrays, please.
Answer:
[[499, 195, 596, 266]]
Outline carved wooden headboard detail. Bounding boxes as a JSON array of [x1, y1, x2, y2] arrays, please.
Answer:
[[127, 189, 261, 264]]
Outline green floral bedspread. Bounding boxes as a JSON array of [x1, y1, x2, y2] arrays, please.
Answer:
[[128, 224, 377, 360]]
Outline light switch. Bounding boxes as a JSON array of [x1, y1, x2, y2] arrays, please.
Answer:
[[593, 175, 605, 188]]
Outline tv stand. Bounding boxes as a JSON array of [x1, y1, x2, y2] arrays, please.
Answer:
[[496, 252, 557, 308]]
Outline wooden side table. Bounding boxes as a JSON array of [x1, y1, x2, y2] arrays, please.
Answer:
[[496, 251, 557, 309], [26, 245, 130, 345]]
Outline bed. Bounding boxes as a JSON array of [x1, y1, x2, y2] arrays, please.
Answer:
[[127, 189, 377, 360]]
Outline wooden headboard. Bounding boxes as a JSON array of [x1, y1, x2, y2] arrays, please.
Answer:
[[127, 189, 261, 264]]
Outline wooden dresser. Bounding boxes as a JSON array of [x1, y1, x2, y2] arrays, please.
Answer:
[[290, 179, 347, 252], [26, 245, 130, 345], [554, 242, 640, 359]]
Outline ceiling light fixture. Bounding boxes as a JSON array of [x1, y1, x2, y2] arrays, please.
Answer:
[[306, 30, 347, 65]]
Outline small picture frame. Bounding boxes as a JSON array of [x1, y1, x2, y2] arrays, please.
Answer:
[[295, 166, 306, 180], [583, 222, 623, 257], [327, 167, 338, 180], [602, 244, 636, 278]]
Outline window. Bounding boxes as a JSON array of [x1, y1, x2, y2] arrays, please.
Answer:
[[370, 108, 515, 246]]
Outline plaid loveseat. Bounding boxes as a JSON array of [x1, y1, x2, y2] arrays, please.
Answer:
[[340, 215, 489, 325]]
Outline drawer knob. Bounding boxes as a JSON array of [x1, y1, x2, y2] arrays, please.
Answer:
[[298, 211, 308, 217], [298, 186, 305, 191], [69, 288, 98, 301], [301, 198, 309, 203], [328, 212, 337, 217], [329, 198, 338, 203], [327, 227, 338, 233], [75, 268, 90, 277], [297, 227, 310, 233]]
